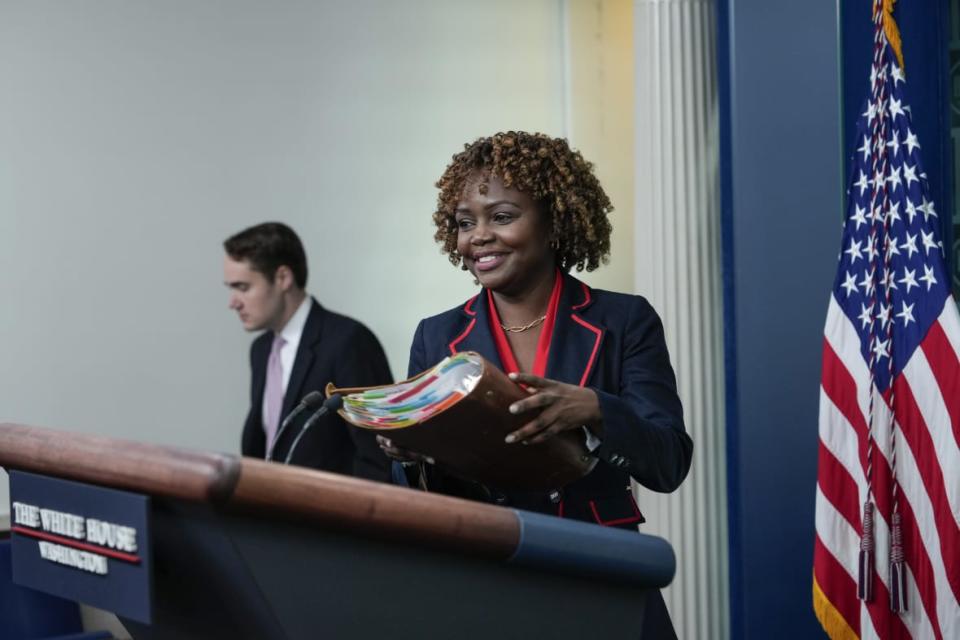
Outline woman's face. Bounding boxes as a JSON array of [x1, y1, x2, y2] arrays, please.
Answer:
[[454, 172, 555, 294]]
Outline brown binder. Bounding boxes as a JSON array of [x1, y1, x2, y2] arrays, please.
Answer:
[[326, 352, 593, 491]]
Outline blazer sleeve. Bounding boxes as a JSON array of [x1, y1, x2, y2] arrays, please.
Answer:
[[591, 297, 693, 493], [334, 323, 395, 482]]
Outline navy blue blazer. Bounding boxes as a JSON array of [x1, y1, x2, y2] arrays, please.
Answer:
[[407, 273, 693, 527], [242, 299, 393, 482]]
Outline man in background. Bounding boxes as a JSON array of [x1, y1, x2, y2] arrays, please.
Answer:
[[223, 222, 392, 481]]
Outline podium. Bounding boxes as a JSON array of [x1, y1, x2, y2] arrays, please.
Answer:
[[0, 423, 674, 639]]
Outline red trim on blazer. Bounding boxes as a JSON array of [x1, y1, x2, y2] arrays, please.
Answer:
[[462, 294, 479, 316], [448, 318, 477, 355], [588, 494, 644, 527], [570, 314, 603, 386], [486, 270, 563, 376], [448, 294, 480, 354], [571, 280, 592, 310]]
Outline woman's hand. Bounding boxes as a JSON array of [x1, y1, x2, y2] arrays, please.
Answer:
[[376, 435, 434, 465], [504, 372, 603, 445]]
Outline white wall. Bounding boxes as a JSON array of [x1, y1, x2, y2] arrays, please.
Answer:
[[0, 0, 635, 516]]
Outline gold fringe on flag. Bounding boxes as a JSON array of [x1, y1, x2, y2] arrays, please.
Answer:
[[813, 575, 859, 640], [874, 0, 905, 72]]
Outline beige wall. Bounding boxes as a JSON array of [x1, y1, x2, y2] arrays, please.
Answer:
[[567, 0, 635, 295]]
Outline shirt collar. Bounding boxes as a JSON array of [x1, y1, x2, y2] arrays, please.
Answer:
[[278, 295, 311, 345]]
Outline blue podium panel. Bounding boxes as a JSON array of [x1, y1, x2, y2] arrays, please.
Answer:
[[8, 470, 152, 623]]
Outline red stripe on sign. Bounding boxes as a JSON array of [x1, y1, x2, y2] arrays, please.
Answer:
[[891, 374, 960, 607], [12, 525, 140, 564]]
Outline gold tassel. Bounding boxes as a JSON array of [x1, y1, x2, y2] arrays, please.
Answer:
[[874, 0, 905, 73]]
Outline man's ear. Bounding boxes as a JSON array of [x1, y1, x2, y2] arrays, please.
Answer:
[[274, 265, 294, 291]]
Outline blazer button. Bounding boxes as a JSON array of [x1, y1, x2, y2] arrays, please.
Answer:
[[548, 490, 562, 504]]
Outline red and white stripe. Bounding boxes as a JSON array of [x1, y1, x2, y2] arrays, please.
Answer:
[[815, 294, 960, 639]]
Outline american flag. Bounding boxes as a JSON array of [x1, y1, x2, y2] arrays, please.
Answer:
[[814, 3, 960, 639]]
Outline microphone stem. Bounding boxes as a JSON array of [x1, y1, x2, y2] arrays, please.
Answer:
[[284, 408, 327, 465]]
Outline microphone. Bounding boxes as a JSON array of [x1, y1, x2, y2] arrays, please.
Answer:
[[284, 394, 344, 465], [267, 391, 324, 461]]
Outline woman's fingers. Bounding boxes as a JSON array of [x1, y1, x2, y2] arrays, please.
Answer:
[[508, 372, 554, 388], [508, 391, 555, 415], [505, 406, 563, 443], [505, 376, 593, 444]]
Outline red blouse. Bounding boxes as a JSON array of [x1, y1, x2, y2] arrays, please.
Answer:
[[485, 269, 563, 376]]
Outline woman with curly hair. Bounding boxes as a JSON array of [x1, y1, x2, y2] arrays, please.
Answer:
[[380, 131, 692, 636]]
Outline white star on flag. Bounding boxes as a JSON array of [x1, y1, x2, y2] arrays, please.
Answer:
[[897, 267, 918, 293], [895, 300, 915, 326]]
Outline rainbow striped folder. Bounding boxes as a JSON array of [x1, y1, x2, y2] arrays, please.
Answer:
[[326, 352, 593, 491]]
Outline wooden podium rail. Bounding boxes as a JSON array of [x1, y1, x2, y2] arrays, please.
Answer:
[[0, 423, 674, 639]]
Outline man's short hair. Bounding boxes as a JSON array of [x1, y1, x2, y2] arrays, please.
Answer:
[[224, 222, 308, 288]]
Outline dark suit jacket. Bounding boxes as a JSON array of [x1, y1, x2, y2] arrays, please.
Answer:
[[407, 273, 693, 526], [241, 299, 392, 482], [406, 274, 690, 638]]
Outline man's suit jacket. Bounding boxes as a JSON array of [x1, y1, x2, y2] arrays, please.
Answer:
[[407, 272, 694, 525], [242, 299, 392, 482]]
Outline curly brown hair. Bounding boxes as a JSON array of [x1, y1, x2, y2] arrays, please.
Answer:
[[433, 131, 613, 272]]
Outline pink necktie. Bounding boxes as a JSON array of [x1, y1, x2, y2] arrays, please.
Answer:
[[263, 333, 286, 457]]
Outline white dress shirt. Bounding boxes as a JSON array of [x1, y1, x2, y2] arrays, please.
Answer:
[[261, 295, 312, 428]]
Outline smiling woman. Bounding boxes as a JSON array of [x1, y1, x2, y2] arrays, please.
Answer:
[[435, 132, 613, 275], [379, 131, 694, 639]]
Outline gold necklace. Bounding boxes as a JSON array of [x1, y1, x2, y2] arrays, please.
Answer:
[[500, 314, 547, 333]]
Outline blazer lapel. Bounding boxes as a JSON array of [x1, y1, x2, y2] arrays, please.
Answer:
[[250, 336, 270, 426], [446, 292, 505, 371], [283, 299, 322, 417], [545, 275, 605, 387]]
